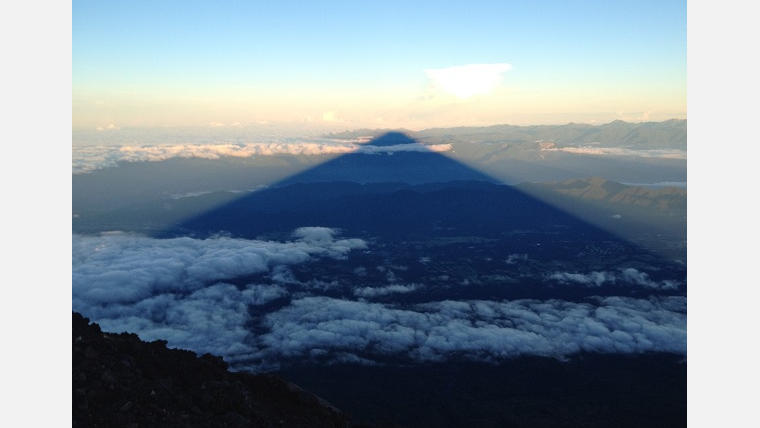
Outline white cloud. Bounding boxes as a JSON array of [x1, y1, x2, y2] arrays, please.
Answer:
[[248, 295, 686, 369], [72, 232, 684, 372], [425, 63, 512, 98], [619, 268, 680, 290], [544, 145, 687, 159], [71, 142, 353, 173], [292, 226, 339, 243], [354, 143, 452, 155], [548, 271, 613, 287], [546, 268, 680, 290], [73, 229, 367, 307], [505, 253, 528, 264], [72, 140, 453, 174], [353, 284, 421, 298], [95, 123, 120, 131], [168, 190, 217, 199], [616, 111, 655, 122]]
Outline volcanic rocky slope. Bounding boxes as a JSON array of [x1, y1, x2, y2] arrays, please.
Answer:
[[72, 311, 353, 428]]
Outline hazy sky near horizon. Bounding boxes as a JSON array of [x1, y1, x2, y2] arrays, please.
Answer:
[[73, 0, 686, 132]]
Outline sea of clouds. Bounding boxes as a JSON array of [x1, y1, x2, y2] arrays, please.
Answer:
[[73, 227, 686, 372]]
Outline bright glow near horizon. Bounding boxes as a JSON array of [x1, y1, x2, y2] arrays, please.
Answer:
[[72, 0, 686, 132]]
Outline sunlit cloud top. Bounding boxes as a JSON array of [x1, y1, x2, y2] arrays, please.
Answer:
[[425, 63, 513, 98], [71, 139, 453, 174]]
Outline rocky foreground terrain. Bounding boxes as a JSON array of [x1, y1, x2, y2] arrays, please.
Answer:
[[72, 312, 355, 428]]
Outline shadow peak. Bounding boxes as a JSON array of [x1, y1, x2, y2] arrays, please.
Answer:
[[364, 131, 418, 147]]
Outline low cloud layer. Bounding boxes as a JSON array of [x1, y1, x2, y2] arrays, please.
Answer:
[[539, 143, 687, 160], [72, 141, 352, 174], [72, 141, 453, 174], [72, 134, 683, 177], [73, 231, 686, 372]]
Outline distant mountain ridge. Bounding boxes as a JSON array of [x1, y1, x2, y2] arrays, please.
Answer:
[[515, 177, 686, 249], [327, 119, 687, 150], [521, 176, 686, 207]]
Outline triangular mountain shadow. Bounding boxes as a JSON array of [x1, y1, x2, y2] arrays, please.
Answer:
[[155, 132, 536, 238], [155, 133, 685, 267], [276, 132, 497, 185]]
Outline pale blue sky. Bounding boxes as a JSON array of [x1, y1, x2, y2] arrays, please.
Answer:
[[72, 0, 686, 130]]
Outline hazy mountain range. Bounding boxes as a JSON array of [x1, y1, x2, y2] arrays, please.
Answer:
[[330, 118, 686, 149]]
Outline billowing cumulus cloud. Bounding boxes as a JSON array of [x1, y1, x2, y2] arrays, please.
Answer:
[[73, 230, 367, 307], [73, 231, 685, 372], [547, 271, 615, 287], [619, 268, 680, 290], [425, 63, 512, 98], [292, 226, 341, 243], [248, 295, 685, 370]]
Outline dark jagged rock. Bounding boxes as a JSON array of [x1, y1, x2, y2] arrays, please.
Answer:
[[72, 311, 350, 428]]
